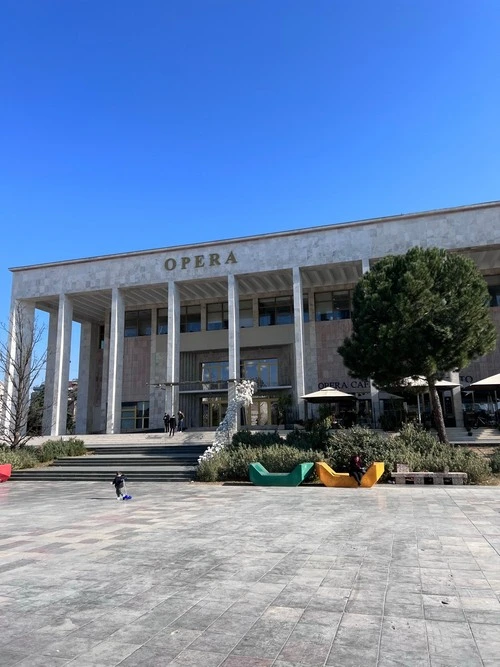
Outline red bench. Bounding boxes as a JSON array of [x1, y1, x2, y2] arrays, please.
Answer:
[[0, 464, 12, 482]]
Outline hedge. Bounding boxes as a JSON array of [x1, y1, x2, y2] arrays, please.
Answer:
[[0, 438, 87, 470], [196, 424, 491, 484]]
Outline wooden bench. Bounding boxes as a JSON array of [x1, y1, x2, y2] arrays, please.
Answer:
[[315, 461, 385, 488], [391, 471, 467, 485], [248, 462, 314, 486]]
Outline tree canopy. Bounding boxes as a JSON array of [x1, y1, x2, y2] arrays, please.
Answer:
[[339, 247, 497, 442]]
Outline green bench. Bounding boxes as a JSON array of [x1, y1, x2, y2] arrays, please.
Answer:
[[249, 462, 314, 486]]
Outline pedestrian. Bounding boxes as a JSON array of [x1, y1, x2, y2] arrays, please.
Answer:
[[169, 414, 177, 436], [163, 412, 169, 433], [111, 471, 126, 500], [177, 410, 185, 431], [348, 454, 365, 486]]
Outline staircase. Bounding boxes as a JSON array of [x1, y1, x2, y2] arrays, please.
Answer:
[[10, 431, 213, 482], [445, 427, 500, 445]]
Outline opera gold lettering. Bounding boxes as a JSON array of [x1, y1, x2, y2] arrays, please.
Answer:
[[164, 252, 237, 271]]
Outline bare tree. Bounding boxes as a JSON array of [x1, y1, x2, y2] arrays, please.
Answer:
[[0, 303, 47, 448]]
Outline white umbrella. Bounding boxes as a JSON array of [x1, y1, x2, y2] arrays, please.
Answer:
[[301, 387, 355, 403], [402, 376, 460, 388], [357, 391, 403, 401], [468, 373, 500, 390], [397, 377, 460, 423], [468, 373, 500, 414]]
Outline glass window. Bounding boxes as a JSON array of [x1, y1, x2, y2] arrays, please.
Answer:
[[240, 300, 253, 328], [241, 359, 279, 387], [124, 311, 138, 337], [138, 310, 152, 336], [276, 296, 293, 325], [121, 401, 149, 431], [201, 361, 229, 389], [124, 310, 151, 337], [258, 296, 293, 326], [180, 305, 201, 333], [99, 324, 105, 349], [157, 308, 168, 334], [303, 297, 310, 323], [314, 291, 351, 320], [207, 302, 229, 331], [488, 284, 500, 307]]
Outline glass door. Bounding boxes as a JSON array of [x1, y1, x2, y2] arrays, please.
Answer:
[[246, 398, 275, 426], [201, 397, 228, 427]]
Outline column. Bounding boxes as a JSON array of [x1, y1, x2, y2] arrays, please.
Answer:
[[75, 321, 92, 434], [42, 310, 58, 435], [227, 274, 240, 425], [2, 300, 35, 440], [100, 312, 110, 432], [362, 258, 381, 427], [51, 294, 73, 435], [293, 267, 306, 421], [148, 307, 163, 428], [19, 302, 35, 437], [106, 287, 125, 434], [450, 371, 464, 428], [166, 282, 180, 416]]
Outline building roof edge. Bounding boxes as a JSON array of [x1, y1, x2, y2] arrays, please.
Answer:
[[9, 200, 500, 272]]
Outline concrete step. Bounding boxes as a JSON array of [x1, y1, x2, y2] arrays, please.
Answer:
[[11, 466, 196, 482], [12, 439, 207, 482], [52, 457, 200, 466], [85, 445, 207, 455], [445, 427, 500, 445], [27, 431, 216, 448]]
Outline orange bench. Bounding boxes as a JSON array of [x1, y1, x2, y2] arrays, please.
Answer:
[[315, 461, 384, 488]]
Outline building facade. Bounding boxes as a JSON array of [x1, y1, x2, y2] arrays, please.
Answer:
[[5, 202, 500, 435]]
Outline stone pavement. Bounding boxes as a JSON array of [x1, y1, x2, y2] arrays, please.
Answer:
[[0, 482, 500, 667]]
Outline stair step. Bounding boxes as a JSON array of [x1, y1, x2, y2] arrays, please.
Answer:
[[53, 460, 198, 467], [10, 474, 194, 482], [11, 467, 195, 481]]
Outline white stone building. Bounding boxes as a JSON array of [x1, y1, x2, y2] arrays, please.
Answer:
[[5, 201, 500, 435]]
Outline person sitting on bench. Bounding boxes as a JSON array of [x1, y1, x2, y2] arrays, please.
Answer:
[[349, 454, 365, 486]]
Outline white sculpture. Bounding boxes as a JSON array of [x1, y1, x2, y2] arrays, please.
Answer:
[[198, 379, 256, 462]]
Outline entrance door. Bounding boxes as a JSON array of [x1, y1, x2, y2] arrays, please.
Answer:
[[246, 398, 275, 426], [201, 397, 228, 427], [441, 391, 457, 427]]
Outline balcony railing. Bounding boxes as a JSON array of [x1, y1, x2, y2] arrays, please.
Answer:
[[176, 377, 292, 393]]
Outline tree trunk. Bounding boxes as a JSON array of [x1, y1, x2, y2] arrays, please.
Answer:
[[427, 378, 448, 444]]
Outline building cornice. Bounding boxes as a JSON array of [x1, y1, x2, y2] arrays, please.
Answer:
[[9, 200, 500, 273]]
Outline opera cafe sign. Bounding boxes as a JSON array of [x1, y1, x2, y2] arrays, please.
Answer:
[[318, 380, 370, 390], [165, 251, 237, 271]]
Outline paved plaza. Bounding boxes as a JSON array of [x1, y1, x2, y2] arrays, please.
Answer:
[[1, 482, 500, 666]]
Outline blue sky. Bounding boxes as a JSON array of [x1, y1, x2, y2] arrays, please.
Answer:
[[1, 0, 500, 378]]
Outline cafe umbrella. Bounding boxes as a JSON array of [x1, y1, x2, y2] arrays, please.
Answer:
[[300, 387, 356, 403], [467, 373, 500, 417], [300, 387, 356, 423], [388, 377, 460, 423]]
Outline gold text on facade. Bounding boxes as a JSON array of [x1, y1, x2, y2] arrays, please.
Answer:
[[164, 251, 237, 271]]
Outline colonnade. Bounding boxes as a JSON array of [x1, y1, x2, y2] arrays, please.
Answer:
[[5, 268, 308, 436]]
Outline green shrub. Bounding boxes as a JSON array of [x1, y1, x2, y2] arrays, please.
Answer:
[[285, 423, 331, 451], [321, 423, 491, 484], [231, 430, 284, 448], [392, 424, 490, 484], [323, 426, 402, 481], [196, 445, 323, 482], [0, 446, 39, 470], [34, 438, 86, 463], [198, 423, 491, 485], [0, 438, 87, 470], [489, 449, 500, 474]]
